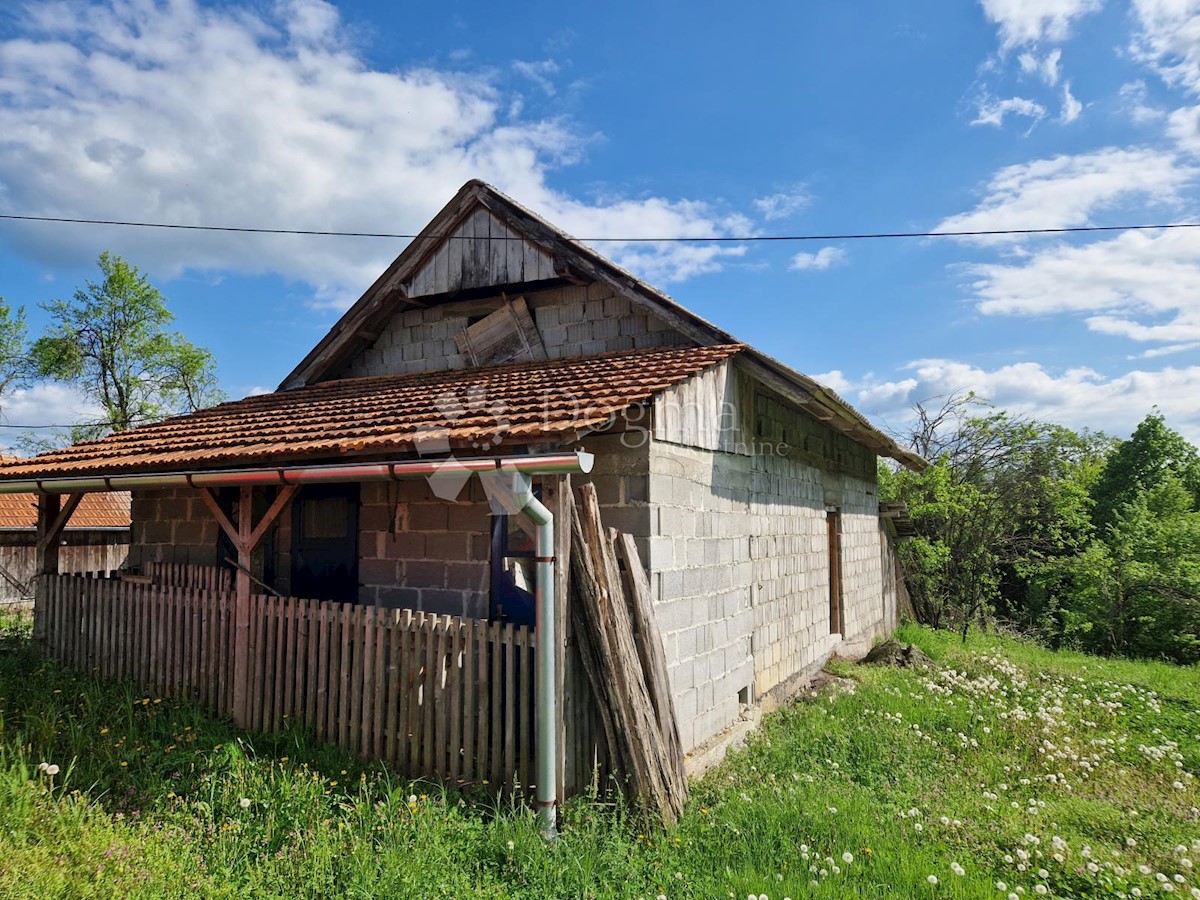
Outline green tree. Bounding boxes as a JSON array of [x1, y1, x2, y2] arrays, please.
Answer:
[[1090, 411, 1200, 530], [30, 252, 223, 438], [0, 298, 28, 403], [883, 394, 1107, 641], [1049, 476, 1200, 663]]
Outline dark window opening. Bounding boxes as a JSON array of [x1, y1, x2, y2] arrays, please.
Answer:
[[489, 486, 539, 627]]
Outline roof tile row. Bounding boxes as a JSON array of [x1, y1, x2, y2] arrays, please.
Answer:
[[0, 344, 744, 480]]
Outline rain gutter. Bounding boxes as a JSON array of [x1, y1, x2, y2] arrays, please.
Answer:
[[0, 451, 592, 494]]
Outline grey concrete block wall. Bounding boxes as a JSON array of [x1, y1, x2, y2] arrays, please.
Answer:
[[356, 478, 491, 617], [124, 483, 494, 614], [837, 477, 889, 646], [647, 437, 887, 753], [333, 281, 689, 379], [127, 488, 222, 569], [644, 360, 889, 754]]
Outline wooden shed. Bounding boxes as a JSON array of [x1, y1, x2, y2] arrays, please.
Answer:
[[0, 485, 129, 607], [0, 181, 924, 826]]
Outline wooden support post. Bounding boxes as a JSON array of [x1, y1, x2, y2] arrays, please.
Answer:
[[34, 493, 82, 645], [34, 493, 60, 645], [197, 485, 297, 728], [233, 486, 253, 726]]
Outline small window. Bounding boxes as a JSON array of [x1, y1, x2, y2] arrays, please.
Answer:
[[300, 495, 350, 540]]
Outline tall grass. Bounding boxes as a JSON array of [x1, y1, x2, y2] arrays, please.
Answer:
[[1, 609, 1196, 898]]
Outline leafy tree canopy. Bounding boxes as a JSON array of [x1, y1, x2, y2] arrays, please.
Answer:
[[30, 252, 223, 439], [0, 297, 27, 404], [1091, 411, 1200, 531]]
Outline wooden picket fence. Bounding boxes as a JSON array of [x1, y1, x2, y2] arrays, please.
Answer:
[[37, 573, 537, 791], [143, 560, 233, 593]]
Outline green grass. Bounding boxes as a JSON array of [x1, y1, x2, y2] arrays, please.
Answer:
[[1, 609, 1197, 898]]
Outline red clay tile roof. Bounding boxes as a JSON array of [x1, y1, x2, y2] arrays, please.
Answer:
[[0, 344, 744, 480], [0, 491, 131, 529]]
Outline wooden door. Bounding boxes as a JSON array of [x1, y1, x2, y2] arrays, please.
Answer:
[[291, 484, 359, 603], [827, 510, 842, 634]]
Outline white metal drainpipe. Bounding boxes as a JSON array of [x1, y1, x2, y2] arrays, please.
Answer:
[[513, 486, 558, 840]]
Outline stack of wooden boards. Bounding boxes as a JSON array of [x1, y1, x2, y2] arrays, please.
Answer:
[[569, 483, 688, 825]]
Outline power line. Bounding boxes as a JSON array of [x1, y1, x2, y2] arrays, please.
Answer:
[[0, 212, 1199, 242], [0, 419, 156, 430]]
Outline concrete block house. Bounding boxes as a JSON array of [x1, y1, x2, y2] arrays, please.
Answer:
[[0, 182, 923, 807]]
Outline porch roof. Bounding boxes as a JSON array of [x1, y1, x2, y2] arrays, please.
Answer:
[[0, 344, 743, 480]]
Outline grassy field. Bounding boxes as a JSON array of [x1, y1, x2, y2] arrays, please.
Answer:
[[0, 610, 1197, 899]]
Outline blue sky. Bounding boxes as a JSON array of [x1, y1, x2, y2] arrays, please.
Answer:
[[2, 0, 1200, 444]]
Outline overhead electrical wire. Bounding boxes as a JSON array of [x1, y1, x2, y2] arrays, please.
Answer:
[[0, 214, 1195, 432], [0, 212, 1199, 242]]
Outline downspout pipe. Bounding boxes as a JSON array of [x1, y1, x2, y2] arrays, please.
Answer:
[[516, 484, 558, 841]]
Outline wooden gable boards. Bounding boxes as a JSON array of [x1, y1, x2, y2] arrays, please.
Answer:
[[405, 207, 558, 300]]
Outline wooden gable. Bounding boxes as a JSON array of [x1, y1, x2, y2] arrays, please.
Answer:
[[404, 207, 559, 299]]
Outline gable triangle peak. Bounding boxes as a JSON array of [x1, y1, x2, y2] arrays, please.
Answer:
[[401, 192, 559, 300]]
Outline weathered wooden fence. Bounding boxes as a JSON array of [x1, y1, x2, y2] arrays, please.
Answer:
[[143, 560, 233, 593], [0, 539, 129, 606], [38, 573, 537, 791]]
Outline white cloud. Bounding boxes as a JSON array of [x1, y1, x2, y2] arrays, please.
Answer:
[[0, 382, 104, 452], [606, 241, 747, 285], [935, 148, 1196, 239], [980, 0, 1104, 48], [971, 95, 1047, 128], [1134, 340, 1200, 358], [1120, 80, 1166, 123], [1130, 2, 1200, 153], [812, 369, 853, 395], [1167, 104, 1200, 153], [847, 358, 1200, 441], [512, 59, 559, 96], [1019, 48, 1062, 84], [964, 228, 1200, 346], [753, 187, 809, 221], [0, 0, 746, 306], [788, 246, 846, 271], [1131, 0, 1200, 95], [1060, 81, 1082, 122]]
